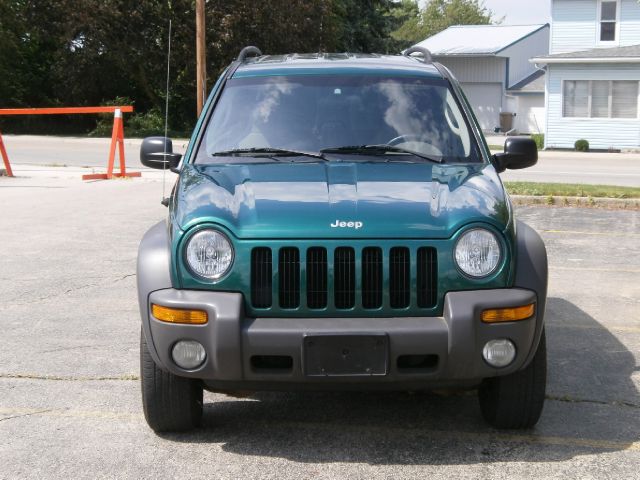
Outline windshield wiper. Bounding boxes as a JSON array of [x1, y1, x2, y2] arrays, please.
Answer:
[[212, 147, 326, 160], [320, 144, 443, 163]]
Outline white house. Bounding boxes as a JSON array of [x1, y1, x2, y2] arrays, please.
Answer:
[[532, 0, 640, 149], [414, 24, 550, 133]]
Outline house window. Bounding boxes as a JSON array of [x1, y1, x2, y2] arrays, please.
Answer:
[[599, 0, 618, 42], [563, 80, 639, 118]]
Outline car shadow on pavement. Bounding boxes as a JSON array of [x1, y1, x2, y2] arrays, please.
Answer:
[[162, 297, 639, 464]]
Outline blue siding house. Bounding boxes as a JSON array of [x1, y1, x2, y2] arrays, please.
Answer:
[[532, 0, 640, 149], [414, 24, 549, 133]]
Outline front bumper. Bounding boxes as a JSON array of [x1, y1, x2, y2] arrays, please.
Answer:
[[142, 288, 539, 391]]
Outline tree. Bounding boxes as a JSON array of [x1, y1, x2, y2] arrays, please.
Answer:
[[330, 0, 398, 53], [0, 0, 414, 135], [392, 0, 495, 47]]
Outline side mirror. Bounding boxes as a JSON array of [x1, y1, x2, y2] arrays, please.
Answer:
[[492, 137, 538, 173], [140, 136, 182, 173]]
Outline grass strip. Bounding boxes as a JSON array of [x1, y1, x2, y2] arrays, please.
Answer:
[[504, 182, 640, 199]]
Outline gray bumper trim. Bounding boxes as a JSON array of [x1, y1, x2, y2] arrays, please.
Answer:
[[144, 288, 538, 388]]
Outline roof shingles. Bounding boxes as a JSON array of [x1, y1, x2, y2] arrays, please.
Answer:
[[414, 24, 549, 56], [534, 44, 640, 61]]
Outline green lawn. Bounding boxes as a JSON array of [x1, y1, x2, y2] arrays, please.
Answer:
[[504, 182, 640, 199]]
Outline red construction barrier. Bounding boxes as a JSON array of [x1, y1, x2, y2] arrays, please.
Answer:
[[0, 131, 13, 177], [81, 109, 141, 180], [0, 105, 139, 180], [0, 106, 134, 115]]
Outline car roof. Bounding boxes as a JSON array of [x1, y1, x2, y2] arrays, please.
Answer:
[[233, 53, 444, 79]]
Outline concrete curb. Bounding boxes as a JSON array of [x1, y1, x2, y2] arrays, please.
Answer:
[[511, 195, 640, 210]]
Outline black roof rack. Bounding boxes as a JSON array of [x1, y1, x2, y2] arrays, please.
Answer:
[[236, 46, 263, 62], [403, 46, 433, 63]]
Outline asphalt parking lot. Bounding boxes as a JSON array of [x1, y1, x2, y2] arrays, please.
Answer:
[[1, 168, 639, 479]]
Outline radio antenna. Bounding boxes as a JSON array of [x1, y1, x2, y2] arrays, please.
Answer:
[[162, 19, 172, 203]]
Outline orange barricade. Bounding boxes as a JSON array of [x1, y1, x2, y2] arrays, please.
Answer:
[[81, 109, 141, 180], [0, 131, 13, 177], [0, 106, 140, 180]]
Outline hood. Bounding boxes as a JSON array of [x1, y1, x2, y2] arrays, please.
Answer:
[[173, 161, 510, 239]]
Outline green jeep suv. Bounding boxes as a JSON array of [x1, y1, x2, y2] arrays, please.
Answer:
[[137, 47, 547, 432]]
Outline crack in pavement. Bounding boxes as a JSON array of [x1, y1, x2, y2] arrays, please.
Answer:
[[0, 409, 53, 423], [1, 373, 637, 410], [0, 373, 139, 381], [546, 394, 640, 410], [39, 344, 106, 354], [547, 323, 640, 333], [10, 273, 137, 306], [0, 407, 141, 422]]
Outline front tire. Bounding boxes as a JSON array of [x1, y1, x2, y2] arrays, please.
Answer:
[[140, 329, 203, 432], [478, 330, 547, 429]]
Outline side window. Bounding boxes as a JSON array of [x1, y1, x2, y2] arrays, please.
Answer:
[[563, 80, 639, 118], [445, 90, 471, 156], [599, 0, 618, 43], [563, 80, 589, 117]]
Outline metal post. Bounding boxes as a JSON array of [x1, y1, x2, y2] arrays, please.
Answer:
[[196, 0, 206, 117], [0, 131, 14, 177]]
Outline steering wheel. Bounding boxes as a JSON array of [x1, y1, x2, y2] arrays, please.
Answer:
[[386, 134, 443, 157], [387, 134, 424, 146]]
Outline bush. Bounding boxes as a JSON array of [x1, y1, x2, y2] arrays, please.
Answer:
[[531, 134, 544, 150], [90, 97, 167, 138], [91, 108, 166, 138], [575, 139, 590, 152], [126, 108, 165, 137]]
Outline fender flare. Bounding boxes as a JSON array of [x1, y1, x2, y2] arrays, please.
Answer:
[[137, 220, 173, 367], [513, 220, 548, 366]]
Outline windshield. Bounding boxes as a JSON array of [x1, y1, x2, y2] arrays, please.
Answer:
[[195, 74, 482, 164]]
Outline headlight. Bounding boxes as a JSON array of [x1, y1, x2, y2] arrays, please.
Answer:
[[185, 229, 234, 280], [454, 228, 501, 277]]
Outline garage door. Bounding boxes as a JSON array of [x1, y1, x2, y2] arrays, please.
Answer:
[[515, 95, 545, 134], [460, 83, 503, 132]]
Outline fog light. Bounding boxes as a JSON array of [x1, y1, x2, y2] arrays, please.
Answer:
[[482, 339, 516, 368], [172, 340, 206, 370]]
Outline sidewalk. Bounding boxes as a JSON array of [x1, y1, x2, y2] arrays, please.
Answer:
[[0, 163, 175, 181]]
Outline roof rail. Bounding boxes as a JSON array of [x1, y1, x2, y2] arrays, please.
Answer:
[[236, 46, 263, 62], [403, 46, 433, 63]]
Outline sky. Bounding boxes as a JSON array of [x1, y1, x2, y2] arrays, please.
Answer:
[[482, 0, 551, 25]]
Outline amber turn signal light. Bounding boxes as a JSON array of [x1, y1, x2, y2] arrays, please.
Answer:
[[482, 303, 535, 323], [151, 304, 208, 324]]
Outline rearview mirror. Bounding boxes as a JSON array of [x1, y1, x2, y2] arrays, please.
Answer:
[[140, 136, 182, 173], [492, 137, 538, 173]]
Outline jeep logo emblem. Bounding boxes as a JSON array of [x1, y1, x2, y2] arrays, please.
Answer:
[[330, 219, 363, 230]]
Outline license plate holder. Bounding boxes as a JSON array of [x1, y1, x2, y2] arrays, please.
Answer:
[[303, 334, 389, 377]]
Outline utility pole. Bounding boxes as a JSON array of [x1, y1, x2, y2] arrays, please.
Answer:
[[196, 0, 206, 117]]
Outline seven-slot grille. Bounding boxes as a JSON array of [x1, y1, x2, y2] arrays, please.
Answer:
[[250, 246, 437, 311]]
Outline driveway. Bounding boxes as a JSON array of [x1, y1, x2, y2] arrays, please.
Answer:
[[500, 150, 640, 187], [487, 135, 640, 187], [0, 169, 638, 478], [2, 134, 640, 187]]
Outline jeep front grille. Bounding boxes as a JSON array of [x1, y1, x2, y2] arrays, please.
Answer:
[[334, 247, 356, 309], [362, 247, 383, 309], [417, 247, 438, 308], [389, 247, 410, 308], [250, 246, 438, 312], [278, 247, 300, 309], [251, 247, 272, 308], [306, 247, 328, 309]]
